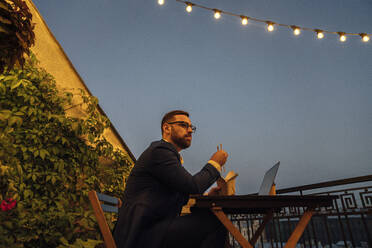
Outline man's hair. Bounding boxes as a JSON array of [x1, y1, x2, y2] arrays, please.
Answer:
[[161, 110, 189, 134]]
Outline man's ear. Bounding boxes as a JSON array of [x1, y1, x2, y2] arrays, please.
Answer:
[[163, 123, 171, 134]]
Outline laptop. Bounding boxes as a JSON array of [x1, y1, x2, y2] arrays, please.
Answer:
[[258, 161, 280, 195]]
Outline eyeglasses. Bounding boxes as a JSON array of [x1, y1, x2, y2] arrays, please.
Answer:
[[167, 121, 196, 133]]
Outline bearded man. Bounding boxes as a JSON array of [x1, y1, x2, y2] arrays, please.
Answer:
[[113, 110, 228, 248]]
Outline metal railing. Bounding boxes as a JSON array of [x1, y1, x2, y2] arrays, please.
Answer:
[[229, 175, 372, 248]]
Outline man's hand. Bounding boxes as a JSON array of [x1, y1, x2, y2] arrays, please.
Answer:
[[206, 186, 221, 196], [210, 144, 228, 166]]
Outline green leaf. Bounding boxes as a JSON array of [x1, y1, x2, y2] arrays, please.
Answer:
[[71, 122, 78, 131], [40, 149, 49, 160], [10, 79, 22, 90], [60, 237, 69, 246], [8, 116, 23, 126], [0, 110, 12, 120], [52, 147, 59, 155], [19, 183, 25, 191], [20, 78, 32, 86], [16, 163, 23, 177], [58, 163, 64, 172], [39, 150, 45, 159], [80, 239, 102, 248], [24, 189, 32, 199], [0, 82, 6, 94], [3, 75, 17, 83], [14, 111, 24, 116]]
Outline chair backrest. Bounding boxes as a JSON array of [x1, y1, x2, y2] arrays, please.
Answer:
[[88, 190, 122, 248]]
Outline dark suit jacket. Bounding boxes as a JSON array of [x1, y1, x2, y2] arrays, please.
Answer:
[[113, 140, 220, 248]]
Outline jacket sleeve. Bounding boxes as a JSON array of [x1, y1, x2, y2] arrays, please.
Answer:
[[149, 146, 220, 194]]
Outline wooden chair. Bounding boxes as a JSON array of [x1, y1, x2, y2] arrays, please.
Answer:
[[88, 190, 122, 248]]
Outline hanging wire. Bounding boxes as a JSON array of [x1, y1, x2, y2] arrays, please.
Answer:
[[171, 0, 371, 41]]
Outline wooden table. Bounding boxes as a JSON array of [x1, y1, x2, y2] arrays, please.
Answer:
[[191, 195, 337, 248]]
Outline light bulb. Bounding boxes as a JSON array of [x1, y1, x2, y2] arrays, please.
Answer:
[[267, 23, 274, 32], [339, 33, 346, 42], [241, 17, 248, 25], [293, 27, 300, 36], [214, 10, 221, 19], [186, 4, 192, 13], [316, 31, 324, 39], [158, 0, 164, 5], [360, 33, 370, 42]]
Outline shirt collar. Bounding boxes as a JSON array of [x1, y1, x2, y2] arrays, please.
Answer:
[[162, 139, 184, 165]]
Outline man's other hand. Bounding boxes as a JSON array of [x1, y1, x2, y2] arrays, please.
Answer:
[[210, 149, 228, 166], [206, 186, 221, 196]]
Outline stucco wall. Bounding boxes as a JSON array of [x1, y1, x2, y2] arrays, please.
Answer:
[[25, 0, 135, 163]]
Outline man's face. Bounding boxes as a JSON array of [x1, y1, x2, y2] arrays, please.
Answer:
[[168, 115, 193, 150]]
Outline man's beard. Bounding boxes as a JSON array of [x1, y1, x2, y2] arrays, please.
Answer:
[[171, 133, 191, 149]]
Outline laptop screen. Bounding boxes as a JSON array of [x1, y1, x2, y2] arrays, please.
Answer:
[[258, 161, 280, 195]]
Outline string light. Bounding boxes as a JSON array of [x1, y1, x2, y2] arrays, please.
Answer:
[[315, 30, 324, 39], [240, 16, 248, 25], [266, 22, 275, 32], [168, 0, 372, 44], [158, 0, 164, 5], [360, 33, 370, 42], [291, 26, 301, 36], [338, 32, 347, 42], [185, 2, 193, 12], [213, 9, 221, 19]]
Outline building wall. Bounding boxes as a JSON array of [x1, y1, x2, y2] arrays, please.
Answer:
[[24, 0, 135, 164]]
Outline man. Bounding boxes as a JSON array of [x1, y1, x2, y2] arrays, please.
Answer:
[[113, 110, 228, 248]]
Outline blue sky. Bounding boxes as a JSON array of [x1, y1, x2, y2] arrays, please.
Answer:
[[33, 0, 372, 193]]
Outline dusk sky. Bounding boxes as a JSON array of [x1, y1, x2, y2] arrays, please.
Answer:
[[33, 0, 372, 194]]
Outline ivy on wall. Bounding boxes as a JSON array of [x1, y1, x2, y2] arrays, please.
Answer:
[[0, 54, 133, 247], [0, 0, 35, 72]]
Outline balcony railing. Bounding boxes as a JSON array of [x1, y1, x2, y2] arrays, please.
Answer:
[[229, 175, 372, 248]]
